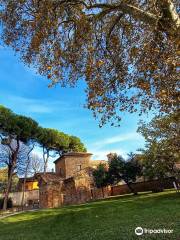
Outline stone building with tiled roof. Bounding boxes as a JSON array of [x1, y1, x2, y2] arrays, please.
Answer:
[[35, 152, 110, 208]]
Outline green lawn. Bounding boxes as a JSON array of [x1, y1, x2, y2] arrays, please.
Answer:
[[0, 190, 179, 240]]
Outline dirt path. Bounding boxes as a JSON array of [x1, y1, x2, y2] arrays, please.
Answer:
[[0, 209, 40, 219]]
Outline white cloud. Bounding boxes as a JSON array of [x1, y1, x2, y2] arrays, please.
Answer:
[[26, 104, 53, 113], [88, 132, 144, 160], [90, 149, 127, 160], [1, 94, 79, 114], [9, 96, 55, 114], [93, 132, 142, 147]]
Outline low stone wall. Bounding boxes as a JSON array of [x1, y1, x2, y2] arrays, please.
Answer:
[[3, 178, 174, 209], [111, 177, 175, 196], [0, 190, 39, 206]]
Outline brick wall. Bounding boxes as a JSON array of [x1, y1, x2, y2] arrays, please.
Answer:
[[55, 153, 92, 179], [55, 157, 66, 178], [64, 155, 90, 178], [63, 179, 79, 205], [62, 171, 110, 205], [39, 182, 63, 208], [111, 177, 175, 196]]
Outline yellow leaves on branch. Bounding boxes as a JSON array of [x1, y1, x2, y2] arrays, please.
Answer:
[[78, 4, 85, 10], [156, 90, 169, 101], [130, 47, 139, 57], [96, 60, 104, 67], [47, 66, 52, 70], [137, 80, 150, 92], [111, 35, 119, 46], [88, 46, 94, 53]]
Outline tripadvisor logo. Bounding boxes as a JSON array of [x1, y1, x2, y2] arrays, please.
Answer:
[[135, 227, 143, 236], [135, 227, 173, 236]]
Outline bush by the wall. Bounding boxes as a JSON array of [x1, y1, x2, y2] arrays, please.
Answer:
[[0, 198, 13, 209]]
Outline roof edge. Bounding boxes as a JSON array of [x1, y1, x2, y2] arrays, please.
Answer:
[[54, 152, 92, 163]]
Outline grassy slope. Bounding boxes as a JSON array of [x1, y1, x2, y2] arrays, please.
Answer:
[[0, 191, 179, 240]]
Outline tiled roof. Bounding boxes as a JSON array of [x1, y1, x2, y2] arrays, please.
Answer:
[[63, 152, 92, 156], [35, 173, 63, 183], [18, 176, 36, 182], [54, 152, 93, 163]]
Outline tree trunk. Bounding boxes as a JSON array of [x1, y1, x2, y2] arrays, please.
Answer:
[[21, 145, 34, 210], [21, 177, 26, 210], [101, 187, 104, 198], [3, 139, 19, 210], [43, 147, 49, 174], [126, 182, 137, 195], [7, 164, 13, 191], [44, 162, 47, 173], [89, 1, 179, 38], [158, 176, 165, 192], [157, 0, 180, 36], [3, 166, 14, 210]]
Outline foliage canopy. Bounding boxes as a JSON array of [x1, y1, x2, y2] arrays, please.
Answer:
[[108, 154, 142, 188], [137, 112, 180, 179], [0, 0, 179, 125]]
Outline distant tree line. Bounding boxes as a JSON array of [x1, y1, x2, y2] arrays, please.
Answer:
[[0, 105, 86, 210]]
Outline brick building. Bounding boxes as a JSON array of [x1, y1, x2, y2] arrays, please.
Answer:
[[36, 152, 109, 208]]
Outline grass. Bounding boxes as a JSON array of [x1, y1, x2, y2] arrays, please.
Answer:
[[0, 190, 179, 240]]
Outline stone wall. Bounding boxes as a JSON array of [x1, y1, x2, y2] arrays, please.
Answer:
[[0, 190, 39, 206], [39, 182, 63, 208], [62, 178, 78, 205], [55, 157, 66, 178], [91, 187, 110, 199], [62, 170, 110, 205]]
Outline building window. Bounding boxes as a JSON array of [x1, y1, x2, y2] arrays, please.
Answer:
[[77, 165, 82, 171]]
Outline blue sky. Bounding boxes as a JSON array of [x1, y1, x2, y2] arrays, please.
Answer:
[[0, 46, 153, 168]]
